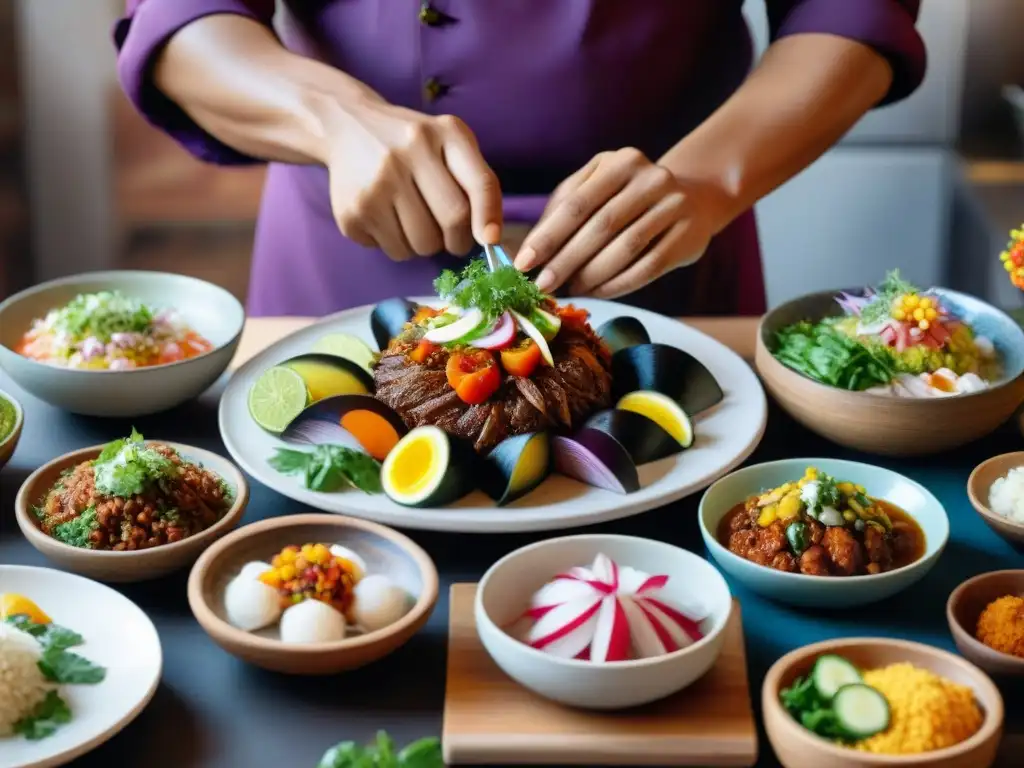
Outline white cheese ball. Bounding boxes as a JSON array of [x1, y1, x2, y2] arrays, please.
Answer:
[[352, 575, 411, 632], [224, 575, 281, 632], [329, 544, 368, 580], [279, 599, 347, 644], [237, 560, 273, 581]]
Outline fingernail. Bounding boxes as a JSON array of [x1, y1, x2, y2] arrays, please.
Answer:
[[482, 223, 501, 245], [535, 268, 556, 293], [514, 247, 536, 271]]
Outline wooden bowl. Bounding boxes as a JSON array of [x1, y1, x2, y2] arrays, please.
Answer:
[[763, 638, 1003, 768], [755, 289, 1024, 456], [187, 513, 439, 675], [967, 453, 1024, 544], [15, 442, 249, 582], [947, 570, 1024, 676], [0, 387, 23, 471]]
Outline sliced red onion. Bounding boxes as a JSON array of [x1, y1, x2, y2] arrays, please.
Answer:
[[470, 311, 516, 349]]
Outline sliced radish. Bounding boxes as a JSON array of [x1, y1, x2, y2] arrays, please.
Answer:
[[633, 600, 680, 653], [423, 308, 485, 343], [639, 596, 706, 642], [530, 577, 605, 613], [590, 553, 619, 590], [618, 595, 666, 658], [527, 597, 602, 658], [616, 566, 651, 595], [636, 599, 693, 650], [470, 311, 516, 350], [510, 310, 554, 365], [590, 596, 631, 663]]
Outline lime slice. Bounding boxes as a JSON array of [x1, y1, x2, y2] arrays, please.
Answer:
[[312, 333, 376, 373], [248, 366, 308, 433]]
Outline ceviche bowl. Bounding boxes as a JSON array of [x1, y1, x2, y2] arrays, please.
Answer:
[[0, 387, 23, 471], [475, 534, 733, 709], [0, 270, 245, 417], [15, 441, 249, 582], [763, 638, 1003, 768], [755, 286, 1024, 457], [699, 459, 949, 608]]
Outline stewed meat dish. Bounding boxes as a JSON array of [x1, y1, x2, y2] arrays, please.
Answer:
[[717, 467, 925, 577]]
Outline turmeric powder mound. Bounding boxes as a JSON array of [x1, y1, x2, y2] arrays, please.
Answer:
[[976, 595, 1024, 658], [854, 664, 983, 755]]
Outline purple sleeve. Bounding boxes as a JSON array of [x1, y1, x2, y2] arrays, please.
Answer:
[[766, 0, 926, 105], [114, 0, 275, 165]]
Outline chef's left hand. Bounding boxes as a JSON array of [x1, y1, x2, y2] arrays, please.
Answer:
[[514, 148, 722, 298]]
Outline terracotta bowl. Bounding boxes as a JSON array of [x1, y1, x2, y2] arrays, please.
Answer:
[[755, 289, 1024, 456], [947, 570, 1024, 676], [187, 513, 439, 675], [763, 638, 1003, 768], [967, 453, 1024, 545], [0, 387, 23, 471], [15, 442, 249, 582]]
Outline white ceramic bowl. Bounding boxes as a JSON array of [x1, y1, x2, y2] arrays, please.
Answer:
[[699, 458, 949, 608], [0, 270, 244, 416], [475, 534, 733, 710]]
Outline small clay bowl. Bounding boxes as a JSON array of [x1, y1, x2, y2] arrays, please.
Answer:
[[187, 513, 439, 675], [0, 387, 23, 471], [763, 637, 1003, 768], [967, 452, 1024, 545], [15, 442, 248, 582], [947, 570, 1024, 676]]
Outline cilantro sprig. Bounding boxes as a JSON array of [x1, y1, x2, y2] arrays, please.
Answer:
[[772, 320, 895, 391], [317, 731, 442, 768], [269, 445, 382, 494], [92, 428, 178, 498], [434, 261, 547, 324]]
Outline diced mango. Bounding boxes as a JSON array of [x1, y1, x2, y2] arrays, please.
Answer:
[[777, 493, 802, 520], [758, 505, 778, 527]]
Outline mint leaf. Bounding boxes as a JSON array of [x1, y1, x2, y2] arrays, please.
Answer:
[[13, 691, 71, 740], [38, 646, 106, 684]]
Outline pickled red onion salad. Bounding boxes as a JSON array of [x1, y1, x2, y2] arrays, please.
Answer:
[[517, 553, 708, 662], [15, 290, 212, 370]]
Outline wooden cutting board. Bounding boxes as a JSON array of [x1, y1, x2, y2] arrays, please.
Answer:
[[442, 584, 758, 766]]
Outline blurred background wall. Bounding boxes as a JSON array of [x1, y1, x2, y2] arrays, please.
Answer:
[[4, 0, 1024, 310]]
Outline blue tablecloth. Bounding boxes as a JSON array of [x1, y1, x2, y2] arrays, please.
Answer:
[[0, 372, 1022, 768]]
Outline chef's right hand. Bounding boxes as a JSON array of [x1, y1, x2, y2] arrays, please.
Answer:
[[325, 100, 502, 261]]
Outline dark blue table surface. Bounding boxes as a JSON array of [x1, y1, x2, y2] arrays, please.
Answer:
[[1, 370, 1022, 768]]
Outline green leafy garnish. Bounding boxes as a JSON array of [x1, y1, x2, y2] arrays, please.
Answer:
[[269, 445, 382, 494], [13, 691, 72, 740], [813, 472, 841, 513], [317, 731, 443, 768], [5, 615, 84, 650], [49, 290, 154, 343], [434, 261, 547, 324], [92, 428, 177, 497], [859, 269, 920, 325], [773, 321, 895, 391], [38, 645, 106, 684], [780, 676, 846, 741], [52, 505, 99, 549]]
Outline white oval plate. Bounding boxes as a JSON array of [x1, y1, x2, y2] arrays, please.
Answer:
[[0, 565, 162, 768], [218, 298, 767, 532]]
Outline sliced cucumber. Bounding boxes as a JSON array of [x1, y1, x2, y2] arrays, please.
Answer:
[[529, 307, 562, 341], [832, 683, 890, 740], [423, 308, 485, 344], [811, 654, 862, 699]]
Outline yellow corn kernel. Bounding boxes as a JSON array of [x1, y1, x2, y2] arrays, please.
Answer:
[[856, 484, 866, 493], [777, 494, 802, 520], [892, 308, 906, 321], [912, 307, 925, 321], [804, 467, 818, 480], [904, 294, 919, 308], [924, 307, 937, 321], [843, 509, 857, 523], [279, 548, 298, 565], [837, 482, 855, 495], [278, 564, 296, 581], [919, 297, 932, 310], [758, 505, 778, 527], [1006, 259, 1015, 272], [311, 543, 331, 563]]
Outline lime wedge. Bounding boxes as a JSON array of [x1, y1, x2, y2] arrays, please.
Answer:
[[312, 333, 376, 373], [248, 366, 308, 433]]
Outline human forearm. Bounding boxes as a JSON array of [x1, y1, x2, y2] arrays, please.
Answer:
[[153, 14, 381, 165], [659, 33, 894, 234]]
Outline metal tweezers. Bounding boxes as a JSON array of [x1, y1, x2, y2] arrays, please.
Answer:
[[483, 243, 513, 272]]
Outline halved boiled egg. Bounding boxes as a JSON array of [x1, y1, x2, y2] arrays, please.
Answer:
[[381, 425, 471, 507], [616, 390, 693, 448]]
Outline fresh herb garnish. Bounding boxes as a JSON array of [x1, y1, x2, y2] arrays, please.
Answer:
[[859, 269, 920, 325], [13, 690, 72, 740], [49, 290, 154, 343], [317, 731, 443, 768], [773, 320, 895, 391], [52, 505, 99, 549], [269, 445, 382, 494], [434, 261, 547, 324], [92, 428, 177, 497], [814, 473, 841, 513], [780, 675, 847, 741], [5, 615, 84, 650], [38, 645, 106, 684]]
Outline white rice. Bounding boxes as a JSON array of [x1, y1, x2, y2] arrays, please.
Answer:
[[0, 624, 51, 736], [989, 467, 1024, 525]]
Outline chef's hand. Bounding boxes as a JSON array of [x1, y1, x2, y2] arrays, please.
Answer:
[[514, 148, 719, 297], [326, 100, 502, 261]]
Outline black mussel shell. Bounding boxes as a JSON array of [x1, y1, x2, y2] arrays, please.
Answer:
[[611, 343, 723, 415], [596, 316, 651, 355], [370, 297, 420, 351], [584, 409, 682, 465], [478, 432, 551, 506]]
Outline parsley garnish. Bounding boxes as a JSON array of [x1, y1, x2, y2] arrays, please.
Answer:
[[52, 505, 99, 549], [92, 428, 177, 497], [13, 691, 72, 740], [50, 290, 154, 343], [813, 473, 841, 513], [433, 261, 547, 324], [318, 731, 443, 768], [38, 646, 106, 684], [5, 615, 84, 650], [269, 445, 382, 494], [859, 270, 920, 325]]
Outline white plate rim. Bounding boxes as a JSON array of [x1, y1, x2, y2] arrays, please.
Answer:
[[0, 565, 163, 768], [218, 298, 768, 532]]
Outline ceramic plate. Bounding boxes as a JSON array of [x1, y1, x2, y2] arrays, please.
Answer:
[[0, 565, 162, 768], [218, 298, 767, 532]]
